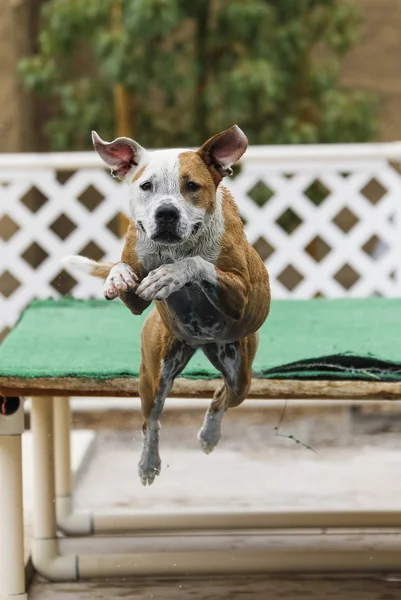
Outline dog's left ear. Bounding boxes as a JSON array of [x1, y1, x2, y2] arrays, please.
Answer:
[[198, 125, 248, 182], [92, 131, 146, 179]]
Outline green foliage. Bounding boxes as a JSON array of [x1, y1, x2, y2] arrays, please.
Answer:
[[19, 0, 378, 149]]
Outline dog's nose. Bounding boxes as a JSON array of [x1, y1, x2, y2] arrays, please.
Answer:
[[155, 204, 179, 224]]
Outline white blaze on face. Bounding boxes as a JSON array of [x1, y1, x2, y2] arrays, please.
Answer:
[[128, 149, 204, 241], [130, 149, 216, 241]]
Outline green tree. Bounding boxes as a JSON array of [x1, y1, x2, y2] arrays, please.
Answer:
[[19, 0, 378, 150]]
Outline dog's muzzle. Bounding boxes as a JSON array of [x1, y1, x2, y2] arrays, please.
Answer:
[[152, 203, 182, 243]]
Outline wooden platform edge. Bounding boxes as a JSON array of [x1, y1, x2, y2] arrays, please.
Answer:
[[2, 376, 401, 399]]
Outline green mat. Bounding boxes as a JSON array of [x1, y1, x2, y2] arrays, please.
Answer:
[[1, 297, 401, 381]]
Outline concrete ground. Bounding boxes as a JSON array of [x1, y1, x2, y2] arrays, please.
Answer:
[[26, 400, 401, 599], [74, 401, 401, 512]]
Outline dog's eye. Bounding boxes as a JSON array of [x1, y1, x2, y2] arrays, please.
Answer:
[[140, 181, 152, 191], [187, 181, 200, 192]]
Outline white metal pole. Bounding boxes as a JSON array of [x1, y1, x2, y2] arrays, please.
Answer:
[[0, 435, 27, 600]]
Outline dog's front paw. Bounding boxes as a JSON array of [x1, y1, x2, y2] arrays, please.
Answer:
[[136, 264, 187, 301], [138, 450, 161, 486], [104, 263, 138, 300]]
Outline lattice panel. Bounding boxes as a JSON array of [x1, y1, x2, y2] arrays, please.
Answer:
[[0, 169, 127, 338], [1, 151, 401, 338], [225, 158, 401, 299]]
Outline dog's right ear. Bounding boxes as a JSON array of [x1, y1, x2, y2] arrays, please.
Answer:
[[198, 125, 248, 184], [92, 131, 145, 179]]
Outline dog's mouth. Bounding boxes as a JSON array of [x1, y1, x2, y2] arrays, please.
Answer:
[[138, 220, 180, 243], [151, 231, 182, 244]]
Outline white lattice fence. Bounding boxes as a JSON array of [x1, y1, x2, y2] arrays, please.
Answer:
[[1, 143, 401, 337]]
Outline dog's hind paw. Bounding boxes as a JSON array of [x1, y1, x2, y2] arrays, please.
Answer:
[[198, 409, 224, 454], [104, 262, 138, 300], [138, 453, 161, 486], [198, 434, 218, 455]]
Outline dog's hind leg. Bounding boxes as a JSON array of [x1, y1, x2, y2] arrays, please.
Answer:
[[198, 332, 259, 454], [138, 309, 196, 485]]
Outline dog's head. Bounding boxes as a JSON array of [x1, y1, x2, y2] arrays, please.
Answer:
[[92, 126, 248, 245]]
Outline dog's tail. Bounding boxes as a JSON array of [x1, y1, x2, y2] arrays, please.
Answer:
[[61, 255, 114, 279]]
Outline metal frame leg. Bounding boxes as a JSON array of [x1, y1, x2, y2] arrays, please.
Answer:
[[0, 396, 27, 600]]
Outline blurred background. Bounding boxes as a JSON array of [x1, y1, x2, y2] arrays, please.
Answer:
[[3, 0, 401, 153]]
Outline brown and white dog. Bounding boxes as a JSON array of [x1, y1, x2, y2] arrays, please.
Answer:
[[64, 125, 270, 486]]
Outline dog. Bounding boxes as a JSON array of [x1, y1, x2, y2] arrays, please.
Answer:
[[64, 125, 271, 486]]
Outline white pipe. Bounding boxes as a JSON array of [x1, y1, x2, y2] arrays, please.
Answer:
[[0, 435, 27, 599], [23, 544, 401, 581], [56, 497, 93, 537], [30, 397, 78, 581], [53, 397, 92, 536], [77, 548, 401, 577], [50, 502, 401, 537], [53, 397, 72, 499], [92, 509, 401, 534], [31, 539, 77, 582], [31, 397, 57, 540], [22, 540, 401, 582]]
